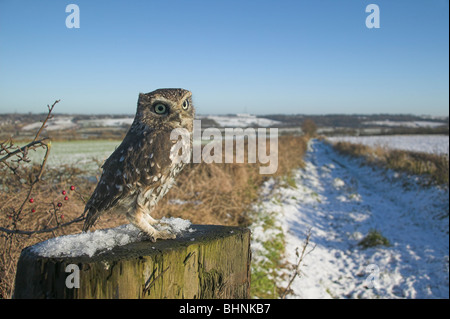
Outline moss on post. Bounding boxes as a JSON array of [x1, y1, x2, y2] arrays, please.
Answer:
[[13, 225, 251, 299]]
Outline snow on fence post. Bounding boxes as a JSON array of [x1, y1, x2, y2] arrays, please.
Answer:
[[13, 224, 251, 299]]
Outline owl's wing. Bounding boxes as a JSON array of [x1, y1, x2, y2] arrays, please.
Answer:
[[82, 128, 174, 231]]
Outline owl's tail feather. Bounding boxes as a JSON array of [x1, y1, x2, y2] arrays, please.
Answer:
[[82, 207, 100, 232]]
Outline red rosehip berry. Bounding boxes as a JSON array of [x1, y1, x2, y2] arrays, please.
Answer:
[[61, 214, 64, 219], [31, 208, 36, 213], [64, 196, 69, 201], [62, 190, 67, 195], [57, 202, 62, 208], [29, 198, 34, 203], [70, 185, 75, 191]]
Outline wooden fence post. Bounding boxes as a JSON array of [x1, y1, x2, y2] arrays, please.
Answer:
[[13, 225, 251, 299]]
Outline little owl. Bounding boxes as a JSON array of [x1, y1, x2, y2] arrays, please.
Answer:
[[82, 88, 194, 241]]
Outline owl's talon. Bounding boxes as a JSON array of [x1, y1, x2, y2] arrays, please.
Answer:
[[139, 230, 175, 242], [154, 229, 176, 241], [137, 232, 155, 242]]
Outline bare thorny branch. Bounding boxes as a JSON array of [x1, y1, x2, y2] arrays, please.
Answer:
[[0, 100, 86, 235], [281, 228, 316, 299]]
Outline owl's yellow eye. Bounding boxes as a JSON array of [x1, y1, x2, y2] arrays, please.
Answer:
[[154, 103, 167, 114], [182, 99, 189, 110]]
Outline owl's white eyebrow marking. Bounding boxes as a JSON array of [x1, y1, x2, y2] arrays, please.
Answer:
[[152, 97, 173, 106]]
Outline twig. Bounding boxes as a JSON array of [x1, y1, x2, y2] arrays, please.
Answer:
[[0, 215, 86, 235], [33, 100, 59, 142], [0, 100, 81, 236], [12, 141, 51, 224], [0, 100, 58, 164], [281, 228, 316, 299], [0, 139, 49, 164]]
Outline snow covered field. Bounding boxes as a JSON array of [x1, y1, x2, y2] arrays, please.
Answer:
[[327, 135, 449, 156], [251, 140, 449, 299], [21, 117, 134, 131], [200, 114, 280, 127], [29, 140, 120, 172], [362, 120, 447, 128], [21, 116, 78, 131]]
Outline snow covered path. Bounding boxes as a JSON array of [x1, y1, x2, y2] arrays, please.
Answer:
[[253, 140, 449, 299]]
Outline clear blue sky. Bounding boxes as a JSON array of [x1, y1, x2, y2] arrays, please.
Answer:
[[0, 0, 448, 115]]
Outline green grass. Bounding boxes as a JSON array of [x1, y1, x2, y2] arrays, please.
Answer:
[[283, 174, 298, 189], [251, 232, 286, 298], [250, 211, 286, 299], [358, 229, 391, 249]]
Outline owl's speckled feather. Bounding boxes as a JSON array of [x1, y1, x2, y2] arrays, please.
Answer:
[[82, 88, 194, 241]]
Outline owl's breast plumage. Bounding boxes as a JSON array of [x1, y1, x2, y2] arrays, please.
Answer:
[[124, 127, 191, 211]]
